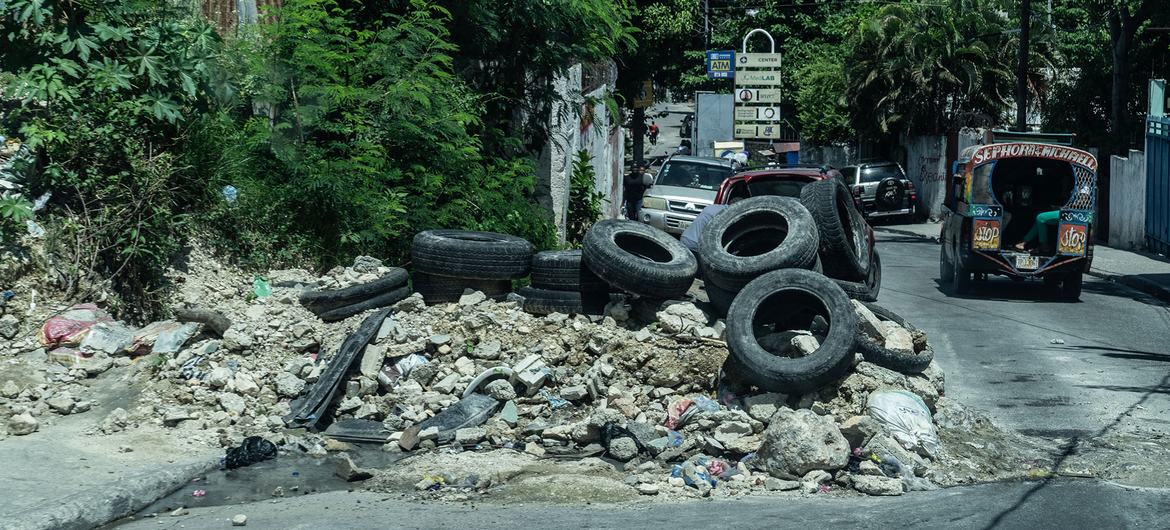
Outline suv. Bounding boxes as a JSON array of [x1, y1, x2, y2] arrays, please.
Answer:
[[839, 162, 917, 221], [639, 155, 737, 235]]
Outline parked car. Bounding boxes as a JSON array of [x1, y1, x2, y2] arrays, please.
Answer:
[[639, 155, 737, 235], [839, 162, 917, 221]]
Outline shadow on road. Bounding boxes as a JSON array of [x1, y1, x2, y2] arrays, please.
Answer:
[[982, 370, 1170, 529], [1048, 344, 1170, 363]]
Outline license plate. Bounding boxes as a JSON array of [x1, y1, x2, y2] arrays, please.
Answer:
[[1015, 255, 1039, 270]]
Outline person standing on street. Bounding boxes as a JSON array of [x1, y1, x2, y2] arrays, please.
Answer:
[[624, 163, 648, 220], [648, 121, 660, 146]]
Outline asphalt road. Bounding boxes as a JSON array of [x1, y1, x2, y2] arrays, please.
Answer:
[[872, 232, 1170, 442]]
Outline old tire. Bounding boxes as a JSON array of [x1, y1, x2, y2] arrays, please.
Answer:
[[699, 196, 820, 292], [316, 286, 412, 322], [833, 251, 882, 302], [726, 269, 858, 394], [800, 179, 870, 281], [705, 282, 737, 318], [582, 219, 698, 299], [518, 286, 607, 316], [298, 268, 409, 311], [530, 250, 608, 293], [856, 302, 934, 374], [411, 272, 512, 304], [412, 230, 533, 280], [1061, 273, 1083, 301]]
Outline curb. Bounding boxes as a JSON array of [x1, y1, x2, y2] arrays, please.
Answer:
[[876, 227, 1170, 304], [4, 457, 218, 530]]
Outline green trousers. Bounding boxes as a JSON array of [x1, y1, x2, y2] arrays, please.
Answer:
[[1021, 210, 1060, 246]]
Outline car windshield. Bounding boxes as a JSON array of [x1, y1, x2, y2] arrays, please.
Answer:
[[657, 162, 733, 191], [860, 165, 903, 183], [746, 178, 812, 198]]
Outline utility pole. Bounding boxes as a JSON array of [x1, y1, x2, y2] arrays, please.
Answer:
[[1015, 0, 1031, 131], [704, 0, 710, 49]]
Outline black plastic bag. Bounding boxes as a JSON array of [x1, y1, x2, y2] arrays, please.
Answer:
[[224, 436, 277, 469]]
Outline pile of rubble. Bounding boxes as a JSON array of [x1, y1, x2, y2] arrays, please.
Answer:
[[0, 244, 1051, 501]]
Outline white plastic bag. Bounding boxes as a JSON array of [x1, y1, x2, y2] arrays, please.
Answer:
[[867, 389, 940, 457]]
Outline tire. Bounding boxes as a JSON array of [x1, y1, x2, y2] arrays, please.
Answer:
[[698, 196, 820, 291], [316, 286, 411, 322], [298, 268, 409, 311], [856, 302, 934, 374], [530, 250, 608, 292], [725, 269, 858, 394], [705, 281, 737, 317], [874, 178, 905, 210], [1060, 273, 1083, 301], [412, 272, 512, 304], [518, 286, 607, 316], [582, 219, 697, 299], [832, 251, 881, 302], [412, 230, 533, 280], [939, 247, 954, 284], [950, 251, 971, 295], [800, 179, 870, 281]]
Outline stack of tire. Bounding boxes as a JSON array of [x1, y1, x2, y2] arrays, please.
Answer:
[[581, 219, 698, 301], [701, 179, 890, 395], [518, 250, 609, 315], [299, 268, 411, 322], [410, 230, 533, 304]]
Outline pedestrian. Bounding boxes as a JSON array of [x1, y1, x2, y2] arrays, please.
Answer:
[[624, 163, 649, 220], [648, 121, 659, 146]]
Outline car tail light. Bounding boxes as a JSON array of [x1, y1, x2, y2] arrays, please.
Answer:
[[905, 180, 917, 201]]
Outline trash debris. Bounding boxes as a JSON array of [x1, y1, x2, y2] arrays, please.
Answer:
[[399, 393, 498, 450], [232, 514, 247, 526], [38, 303, 112, 348], [1050, 338, 1065, 345], [151, 322, 200, 354], [540, 389, 569, 409], [79, 321, 136, 355], [223, 436, 277, 469], [665, 398, 696, 430], [192, 489, 206, 497], [252, 276, 271, 298], [867, 390, 940, 457], [377, 354, 429, 389], [222, 185, 238, 204]]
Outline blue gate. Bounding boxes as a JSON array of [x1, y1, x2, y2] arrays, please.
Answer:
[[1148, 116, 1170, 254]]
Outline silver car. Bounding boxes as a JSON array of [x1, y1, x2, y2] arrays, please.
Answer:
[[839, 162, 917, 221], [639, 156, 736, 235]]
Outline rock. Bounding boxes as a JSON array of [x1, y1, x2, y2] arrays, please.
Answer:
[[45, 392, 76, 414], [713, 421, 760, 453], [352, 255, 382, 273], [607, 437, 639, 461], [207, 367, 233, 388], [500, 401, 519, 425], [764, 478, 800, 491], [394, 293, 425, 312], [324, 438, 353, 452], [791, 334, 820, 355], [429, 334, 451, 346], [757, 408, 849, 479], [742, 393, 787, 423], [170, 508, 189, 517], [454, 356, 475, 376], [83, 353, 114, 376], [432, 373, 460, 395], [656, 302, 707, 334], [636, 483, 660, 495], [7, 412, 38, 435], [561, 385, 588, 401], [470, 340, 501, 360], [880, 321, 915, 352], [484, 379, 517, 401], [852, 475, 904, 496], [359, 344, 386, 379], [0, 380, 19, 398], [417, 426, 439, 442], [234, 374, 260, 396], [859, 460, 884, 476], [459, 291, 487, 307], [274, 372, 306, 397], [455, 427, 486, 444], [333, 453, 373, 482], [0, 314, 18, 339], [852, 300, 886, 340], [838, 416, 880, 448], [634, 328, 653, 342], [410, 362, 440, 386], [232, 513, 248, 526], [802, 469, 832, 485], [524, 441, 546, 457], [219, 393, 247, 416]]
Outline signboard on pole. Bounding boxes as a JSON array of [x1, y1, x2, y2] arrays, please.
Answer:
[[733, 29, 784, 141], [734, 124, 784, 139], [734, 88, 782, 104], [706, 50, 734, 80], [736, 53, 783, 68], [734, 106, 781, 121], [633, 80, 654, 108]]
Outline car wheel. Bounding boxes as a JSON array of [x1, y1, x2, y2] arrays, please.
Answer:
[[1060, 273, 1084, 302], [951, 252, 972, 295], [939, 245, 954, 284], [582, 219, 698, 299], [698, 196, 820, 291], [725, 269, 857, 395]]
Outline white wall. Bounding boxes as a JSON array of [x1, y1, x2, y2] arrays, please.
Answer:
[[1109, 149, 1147, 250], [901, 134, 948, 220]]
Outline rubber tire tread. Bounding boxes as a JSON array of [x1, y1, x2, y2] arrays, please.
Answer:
[[833, 251, 881, 302], [799, 179, 870, 281], [705, 282, 737, 318], [855, 302, 933, 374], [699, 196, 820, 292], [315, 286, 412, 322], [726, 269, 858, 394], [412, 272, 512, 304], [530, 250, 608, 292], [518, 286, 607, 316], [298, 268, 409, 311], [1061, 273, 1083, 301], [582, 219, 698, 299], [412, 230, 533, 280]]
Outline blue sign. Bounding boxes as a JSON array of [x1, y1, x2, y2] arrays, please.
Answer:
[[706, 51, 735, 80]]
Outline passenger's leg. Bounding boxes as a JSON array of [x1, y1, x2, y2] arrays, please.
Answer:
[[1035, 210, 1060, 247]]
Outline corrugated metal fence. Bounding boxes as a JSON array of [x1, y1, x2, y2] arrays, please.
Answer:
[[1148, 116, 1170, 254]]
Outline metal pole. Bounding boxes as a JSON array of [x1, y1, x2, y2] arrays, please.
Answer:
[[704, 0, 710, 49]]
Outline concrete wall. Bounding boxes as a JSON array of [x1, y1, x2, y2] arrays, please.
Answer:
[[799, 144, 856, 168], [694, 92, 734, 158], [1109, 149, 1147, 250], [901, 134, 948, 220], [536, 63, 624, 241]]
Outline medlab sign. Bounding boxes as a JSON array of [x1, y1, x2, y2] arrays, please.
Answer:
[[972, 143, 1097, 171]]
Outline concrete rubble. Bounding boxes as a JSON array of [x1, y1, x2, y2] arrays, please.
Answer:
[[0, 245, 1055, 502]]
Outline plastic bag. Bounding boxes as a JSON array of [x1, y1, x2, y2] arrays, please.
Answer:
[[867, 390, 940, 457], [151, 322, 200, 354], [223, 436, 277, 469], [79, 321, 136, 355], [252, 276, 271, 298], [38, 304, 112, 347]]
